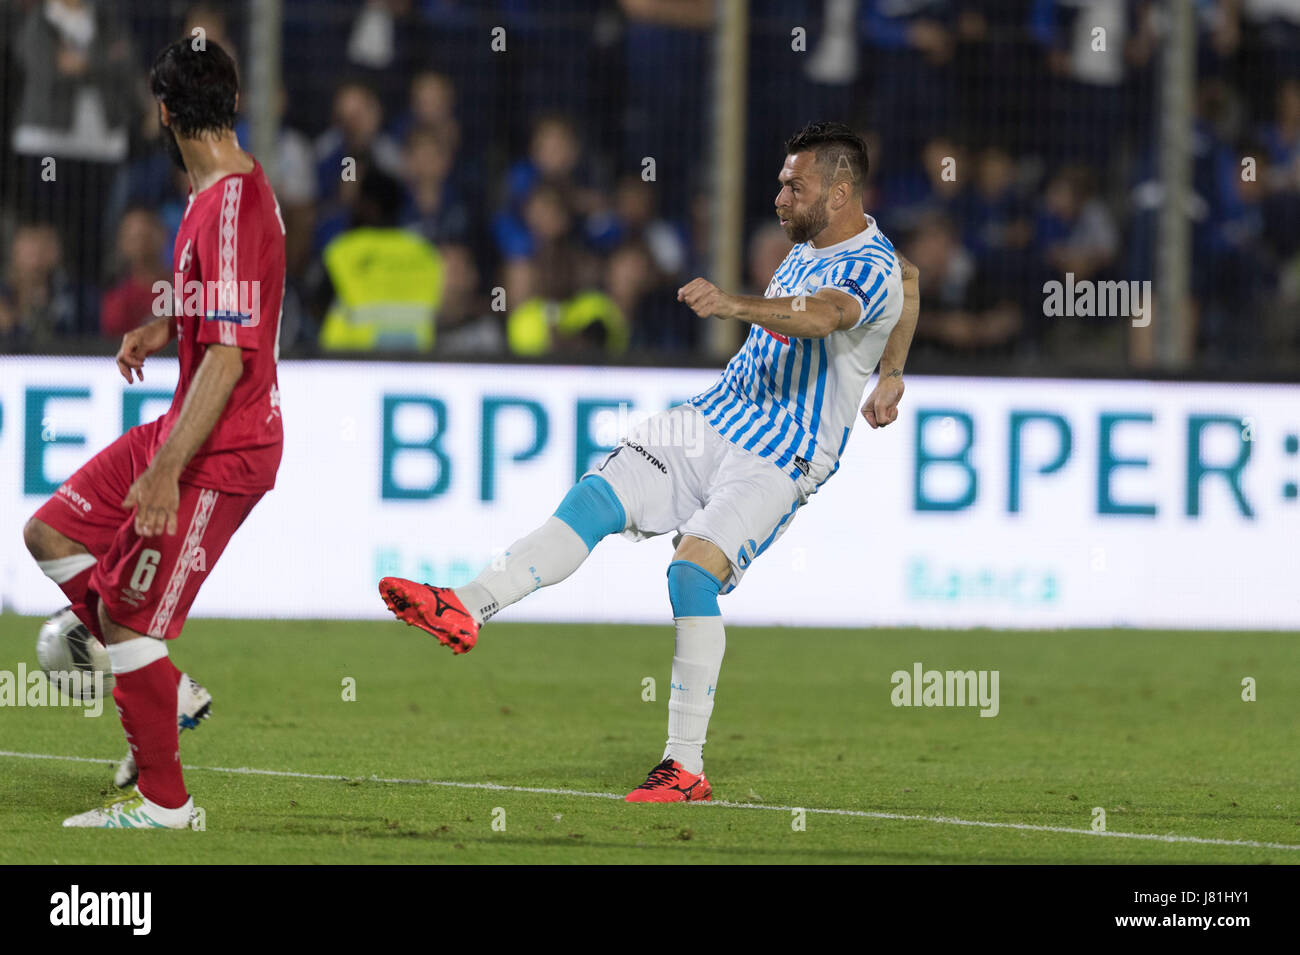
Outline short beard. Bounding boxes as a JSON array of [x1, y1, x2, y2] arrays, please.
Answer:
[[783, 199, 830, 244], [162, 126, 187, 172]]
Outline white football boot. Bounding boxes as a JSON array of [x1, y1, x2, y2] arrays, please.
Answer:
[[63, 789, 196, 829], [114, 674, 212, 789]]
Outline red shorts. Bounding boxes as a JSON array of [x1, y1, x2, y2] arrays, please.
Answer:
[[33, 422, 263, 640]]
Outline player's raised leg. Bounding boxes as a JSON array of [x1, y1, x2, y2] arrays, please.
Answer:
[[379, 473, 627, 653], [25, 518, 107, 643], [626, 536, 727, 803]]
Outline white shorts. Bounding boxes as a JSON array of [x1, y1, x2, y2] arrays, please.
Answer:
[[588, 405, 818, 593]]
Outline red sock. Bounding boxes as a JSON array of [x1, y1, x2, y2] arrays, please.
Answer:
[[57, 567, 105, 644], [112, 657, 187, 808]]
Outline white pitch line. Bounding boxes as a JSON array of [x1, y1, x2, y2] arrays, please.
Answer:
[[4, 749, 1298, 852]]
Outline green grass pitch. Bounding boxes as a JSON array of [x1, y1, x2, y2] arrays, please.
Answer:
[[0, 614, 1296, 864]]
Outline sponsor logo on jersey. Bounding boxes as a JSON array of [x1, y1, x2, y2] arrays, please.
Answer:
[[57, 484, 92, 513], [764, 328, 790, 345], [624, 441, 669, 474], [839, 276, 872, 307]]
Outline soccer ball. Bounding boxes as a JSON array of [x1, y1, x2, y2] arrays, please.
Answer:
[[35, 607, 113, 702]]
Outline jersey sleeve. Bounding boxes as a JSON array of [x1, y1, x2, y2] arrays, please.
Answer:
[[825, 257, 894, 329], [195, 178, 268, 350]]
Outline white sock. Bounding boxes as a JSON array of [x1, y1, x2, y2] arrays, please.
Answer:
[[105, 637, 169, 675], [37, 553, 97, 583], [663, 616, 726, 775], [455, 517, 590, 625]]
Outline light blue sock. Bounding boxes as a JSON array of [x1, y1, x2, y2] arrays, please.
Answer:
[[663, 560, 726, 775]]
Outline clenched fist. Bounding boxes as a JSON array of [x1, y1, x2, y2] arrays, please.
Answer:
[[861, 374, 904, 428], [677, 278, 735, 320]]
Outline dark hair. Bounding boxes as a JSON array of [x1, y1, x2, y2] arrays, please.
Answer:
[[355, 168, 406, 228], [149, 38, 239, 138], [784, 121, 869, 194]]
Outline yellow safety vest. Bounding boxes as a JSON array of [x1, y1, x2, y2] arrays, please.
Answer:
[[507, 291, 629, 357], [560, 290, 629, 355], [320, 228, 443, 351]]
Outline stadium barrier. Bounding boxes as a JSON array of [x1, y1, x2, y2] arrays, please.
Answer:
[[2, 357, 1295, 630]]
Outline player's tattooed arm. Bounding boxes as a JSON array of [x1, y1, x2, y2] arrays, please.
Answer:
[[862, 255, 920, 429], [124, 344, 244, 536], [676, 277, 851, 339]]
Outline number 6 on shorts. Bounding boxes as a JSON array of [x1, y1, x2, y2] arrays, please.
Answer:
[[129, 549, 162, 593]]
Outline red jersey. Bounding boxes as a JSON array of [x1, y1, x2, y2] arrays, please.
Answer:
[[157, 159, 285, 494]]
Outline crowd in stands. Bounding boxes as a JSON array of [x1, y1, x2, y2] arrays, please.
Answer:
[[0, 0, 1297, 372]]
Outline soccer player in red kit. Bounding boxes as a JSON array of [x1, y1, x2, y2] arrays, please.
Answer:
[[21, 38, 285, 828]]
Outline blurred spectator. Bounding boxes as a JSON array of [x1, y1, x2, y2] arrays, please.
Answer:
[[343, 0, 431, 109], [503, 178, 630, 358], [1030, 0, 1156, 171], [504, 183, 598, 305], [1035, 165, 1118, 282], [1259, 78, 1300, 259], [434, 243, 503, 358], [955, 146, 1035, 304], [907, 212, 1022, 354], [10, 0, 135, 280], [11, 1, 133, 164], [0, 223, 84, 348], [587, 174, 688, 278], [314, 80, 403, 213], [861, 0, 957, 163], [99, 206, 167, 338], [1200, 141, 1279, 362], [507, 291, 631, 360], [610, 239, 687, 355], [950, 1, 1043, 154], [400, 128, 472, 247], [270, 89, 319, 282], [1237, 0, 1300, 90], [620, 0, 713, 215], [312, 169, 443, 353], [746, 223, 792, 294], [876, 135, 965, 235], [495, 114, 598, 261], [391, 70, 460, 147], [1033, 164, 1124, 364], [554, 289, 631, 359], [1262, 78, 1300, 183]]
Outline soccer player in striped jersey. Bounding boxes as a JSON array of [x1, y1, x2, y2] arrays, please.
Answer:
[[381, 121, 919, 801]]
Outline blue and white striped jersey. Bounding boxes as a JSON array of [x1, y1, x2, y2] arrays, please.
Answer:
[[690, 216, 904, 482]]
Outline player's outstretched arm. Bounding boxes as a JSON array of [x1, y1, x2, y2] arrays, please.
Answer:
[[862, 255, 920, 429], [122, 344, 244, 536], [677, 277, 855, 339]]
